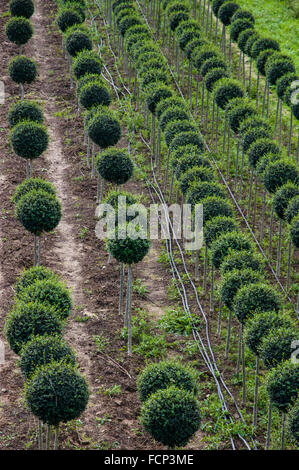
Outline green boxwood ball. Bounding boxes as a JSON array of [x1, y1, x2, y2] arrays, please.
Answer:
[[112, 0, 132, 11], [10, 122, 49, 160], [140, 70, 170, 90], [170, 132, 205, 153], [205, 67, 229, 93], [256, 49, 275, 76], [175, 19, 200, 39], [231, 9, 255, 24], [66, 31, 92, 57], [155, 96, 187, 120], [16, 190, 62, 236], [174, 152, 210, 179], [145, 83, 173, 115], [266, 58, 296, 86], [57, 9, 83, 33], [237, 28, 256, 54], [103, 190, 138, 209], [87, 109, 121, 148], [140, 385, 201, 448], [5, 17, 33, 46], [20, 335, 76, 379], [266, 361, 299, 412], [179, 166, 214, 195], [263, 159, 299, 194], [73, 51, 103, 80], [159, 107, 189, 132], [203, 216, 238, 248], [177, 29, 201, 52], [4, 301, 63, 355], [210, 231, 253, 269], [79, 81, 111, 110], [164, 120, 197, 148], [191, 45, 220, 72], [62, 2, 86, 21], [169, 11, 190, 32], [220, 250, 265, 276], [244, 32, 260, 58], [9, 0, 34, 18], [96, 149, 133, 185], [124, 24, 149, 40], [21, 279, 72, 320], [8, 55, 37, 84], [166, 2, 189, 17], [118, 15, 141, 37], [260, 329, 299, 369], [106, 224, 150, 265], [239, 116, 271, 136], [214, 79, 244, 110], [12, 177, 56, 205], [234, 283, 281, 325], [288, 399, 299, 442], [186, 182, 226, 210], [76, 73, 102, 96], [113, 2, 135, 18], [241, 127, 271, 153], [290, 215, 299, 248], [135, 51, 161, 70], [201, 196, 234, 226], [219, 268, 262, 309], [218, 2, 240, 26], [273, 183, 299, 220], [228, 103, 255, 134], [248, 138, 280, 168], [8, 100, 43, 127], [25, 362, 89, 426], [15, 265, 59, 298], [200, 57, 227, 77], [230, 19, 254, 42], [137, 360, 197, 403], [245, 311, 294, 357], [185, 38, 209, 61], [286, 196, 299, 224], [211, 0, 227, 16], [251, 37, 280, 60]]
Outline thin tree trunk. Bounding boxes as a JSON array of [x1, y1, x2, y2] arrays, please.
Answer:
[[266, 402, 272, 450], [127, 264, 132, 356], [225, 310, 231, 359], [281, 412, 286, 450], [276, 219, 282, 276], [253, 356, 259, 427], [119, 263, 125, 317]]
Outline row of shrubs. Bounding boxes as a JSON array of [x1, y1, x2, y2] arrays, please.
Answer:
[[109, 0, 299, 448], [4, 265, 89, 449]]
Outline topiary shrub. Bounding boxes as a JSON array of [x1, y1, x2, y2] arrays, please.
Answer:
[[251, 37, 280, 60], [79, 81, 111, 109], [96, 149, 133, 185], [73, 50, 103, 80], [239, 116, 271, 136], [137, 360, 197, 402], [65, 30, 92, 57], [5, 17, 33, 48], [164, 120, 197, 148], [290, 215, 299, 248], [288, 399, 299, 443], [263, 159, 299, 194], [57, 9, 83, 33], [76, 73, 102, 97], [156, 96, 187, 120], [241, 127, 271, 153], [177, 29, 201, 52], [185, 38, 209, 61], [20, 335, 76, 379], [87, 108, 121, 148], [8, 100, 43, 127], [228, 102, 255, 134], [140, 70, 170, 90], [145, 83, 173, 115], [256, 49, 275, 76], [15, 265, 59, 297], [175, 19, 201, 38], [140, 385, 201, 448], [20, 279, 72, 320], [203, 215, 238, 248], [273, 183, 299, 220], [211, 0, 227, 16], [9, 0, 34, 18], [186, 182, 226, 210], [8, 55, 37, 85], [174, 152, 211, 179], [118, 14, 141, 37], [218, 2, 240, 26], [201, 196, 234, 226], [169, 132, 205, 153], [219, 268, 262, 309], [200, 57, 227, 77], [247, 138, 280, 168], [16, 189, 62, 236], [234, 283, 282, 325], [10, 121, 49, 160], [179, 166, 214, 195], [260, 328, 299, 369], [266, 361, 299, 414], [12, 177, 56, 205], [205, 67, 229, 93], [4, 301, 63, 354], [231, 9, 255, 24], [213, 78, 244, 109], [220, 250, 265, 275], [191, 45, 220, 73], [168, 11, 189, 31], [230, 19, 254, 42], [107, 224, 150, 265], [237, 28, 256, 54], [265, 56, 296, 86], [159, 107, 189, 132], [25, 362, 89, 426], [286, 196, 299, 224], [244, 32, 260, 58], [210, 231, 253, 269]]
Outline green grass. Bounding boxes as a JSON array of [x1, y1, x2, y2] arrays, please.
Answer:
[[236, 0, 299, 70]]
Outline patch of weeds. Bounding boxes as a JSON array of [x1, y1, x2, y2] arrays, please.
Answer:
[[72, 175, 85, 183], [79, 226, 89, 239], [132, 333, 168, 359], [96, 414, 112, 426], [94, 334, 110, 353], [97, 384, 122, 397], [159, 306, 201, 336], [132, 278, 148, 297], [74, 315, 89, 323], [167, 279, 181, 301]]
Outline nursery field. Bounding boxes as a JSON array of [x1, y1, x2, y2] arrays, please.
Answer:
[[0, 0, 298, 453]]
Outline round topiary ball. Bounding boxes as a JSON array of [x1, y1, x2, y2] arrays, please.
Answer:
[[8, 100, 43, 127], [260, 328, 299, 369], [211, 0, 227, 16], [9, 0, 34, 18], [170, 132, 205, 153], [241, 127, 271, 153], [65, 30, 92, 57], [237, 28, 256, 54], [140, 385, 201, 448], [228, 102, 255, 134], [263, 159, 299, 194], [200, 56, 227, 77], [219, 268, 262, 309], [159, 107, 190, 132], [201, 196, 234, 226], [247, 138, 280, 168], [290, 215, 299, 248], [15, 265, 59, 298], [57, 9, 83, 33], [16, 190, 62, 236], [205, 67, 229, 93], [10, 122, 49, 160], [145, 83, 173, 115], [185, 38, 209, 61], [244, 32, 260, 58], [266, 57, 296, 86], [285, 196, 299, 224], [177, 29, 201, 52], [137, 360, 197, 403], [25, 362, 89, 426], [79, 81, 111, 109], [218, 2, 240, 26], [288, 399, 299, 442], [234, 282, 281, 325], [179, 166, 214, 195], [214, 78, 244, 110], [21, 279, 72, 320], [140, 70, 170, 91], [231, 9, 255, 24], [4, 301, 63, 354], [186, 182, 226, 211], [230, 19, 254, 42], [5, 17, 34, 46], [8, 55, 37, 84], [87, 109, 121, 149], [96, 149, 134, 185], [164, 120, 197, 148], [210, 231, 253, 269], [203, 215, 238, 248], [156, 96, 188, 120], [118, 14, 141, 37], [12, 177, 56, 205], [106, 224, 150, 265], [256, 49, 275, 76], [168, 11, 189, 32], [174, 153, 211, 179], [251, 37, 280, 60], [220, 250, 265, 276], [273, 183, 299, 220], [20, 335, 76, 379], [191, 45, 220, 73], [73, 50, 103, 80], [239, 116, 271, 136]]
